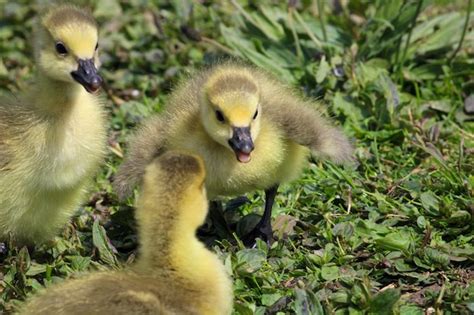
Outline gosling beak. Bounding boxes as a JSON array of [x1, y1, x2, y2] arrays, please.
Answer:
[[71, 59, 102, 93], [228, 127, 254, 163]]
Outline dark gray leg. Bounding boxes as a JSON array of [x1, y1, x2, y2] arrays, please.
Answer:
[[208, 200, 233, 238], [242, 185, 279, 246]]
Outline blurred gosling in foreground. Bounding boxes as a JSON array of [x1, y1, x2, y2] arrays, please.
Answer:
[[19, 152, 233, 315], [0, 4, 105, 245]]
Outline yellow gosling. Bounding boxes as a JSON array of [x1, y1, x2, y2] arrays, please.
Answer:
[[0, 5, 106, 245], [19, 152, 233, 315], [114, 61, 353, 245]]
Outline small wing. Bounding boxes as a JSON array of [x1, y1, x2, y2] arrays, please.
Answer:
[[113, 116, 167, 200], [264, 91, 354, 164]]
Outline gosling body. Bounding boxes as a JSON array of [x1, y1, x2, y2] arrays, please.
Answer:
[[20, 152, 233, 315], [115, 62, 353, 243], [0, 5, 106, 244]]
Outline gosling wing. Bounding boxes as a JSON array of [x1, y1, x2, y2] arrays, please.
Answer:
[[114, 116, 167, 200], [264, 91, 354, 164]]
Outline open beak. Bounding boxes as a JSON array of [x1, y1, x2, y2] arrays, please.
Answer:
[[71, 59, 102, 93], [228, 127, 254, 163]]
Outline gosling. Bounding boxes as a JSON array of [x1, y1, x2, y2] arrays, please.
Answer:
[[0, 5, 106, 245], [115, 62, 353, 245], [19, 152, 234, 315]]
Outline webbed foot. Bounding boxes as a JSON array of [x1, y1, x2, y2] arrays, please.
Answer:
[[241, 220, 274, 247]]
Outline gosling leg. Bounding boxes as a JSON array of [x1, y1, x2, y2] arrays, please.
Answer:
[[242, 185, 279, 246], [209, 201, 233, 238]]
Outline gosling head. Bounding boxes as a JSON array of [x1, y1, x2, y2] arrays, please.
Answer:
[[34, 5, 102, 93], [145, 152, 208, 230], [200, 68, 261, 163]]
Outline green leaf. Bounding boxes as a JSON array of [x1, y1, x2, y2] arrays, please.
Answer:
[[17, 246, 31, 274], [420, 191, 439, 213], [219, 25, 296, 83], [315, 56, 330, 84], [375, 231, 412, 252], [331, 291, 350, 304], [407, 12, 470, 57], [332, 92, 363, 124], [369, 288, 400, 314], [448, 211, 471, 224], [233, 302, 255, 315], [294, 289, 324, 315], [416, 216, 426, 229], [68, 256, 92, 271], [25, 263, 47, 276], [235, 249, 267, 274], [321, 265, 340, 281], [261, 293, 282, 306], [26, 278, 44, 291], [398, 304, 423, 315], [92, 220, 119, 267], [332, 222, 354, 239], [394, 259, 415, 272], [94, 0, 122, 19], [248, 9, 285, 41], [423, 247, 450, 267]]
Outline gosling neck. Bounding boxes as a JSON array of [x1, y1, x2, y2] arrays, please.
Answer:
[[134, 200, 201, 273], [31, 73, 85, 115], [135, 197, 178, 266]]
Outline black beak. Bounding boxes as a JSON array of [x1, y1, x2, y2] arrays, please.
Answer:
[[228, 127, 254, 163], [71, 59, 102, 93]]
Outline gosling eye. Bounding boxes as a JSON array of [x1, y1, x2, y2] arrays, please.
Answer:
[[253, 109, 258, 120], [215, 110, 225, 123], [55, 42, 68, 56]]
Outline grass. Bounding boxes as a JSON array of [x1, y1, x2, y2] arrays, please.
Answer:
[[0, 0, 473, 314]]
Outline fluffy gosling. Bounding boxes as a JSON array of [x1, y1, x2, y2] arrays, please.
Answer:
[[0, 5, 106, 245], [19, 152, 233, 315], [114, 62, 353, 245]]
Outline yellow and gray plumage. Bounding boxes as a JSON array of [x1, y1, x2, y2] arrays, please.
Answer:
[[115, 62, 353, 244], [19, 152, 233, 315], [0, 5, 106, 244]]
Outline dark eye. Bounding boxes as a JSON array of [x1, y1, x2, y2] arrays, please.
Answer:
[[55, 42, 68, 55], [215, 110, 225, 122], [95, 42, 99, 51], [253, 109, 258, 120]]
